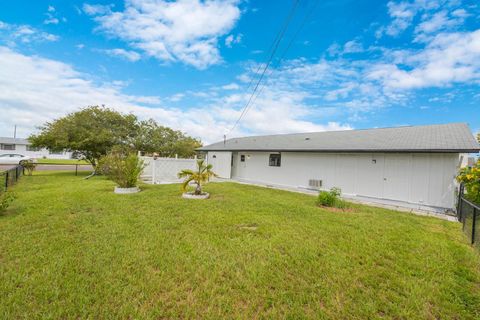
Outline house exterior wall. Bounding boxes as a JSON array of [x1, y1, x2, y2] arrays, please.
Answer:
[[0, 143, 72, 159], [210, 151, 460, 212], [206, 151, 232, 178]]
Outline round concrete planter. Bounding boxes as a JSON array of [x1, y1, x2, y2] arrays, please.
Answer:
[[182, 192, 210, 200], [114, 186, 140, 194]]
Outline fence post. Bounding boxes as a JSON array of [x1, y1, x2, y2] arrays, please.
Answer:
[[75, 164, 78, 176], [152, 159, 157, 184], [5, 171, 8, 191], [472, 207, 478, 245], [460, 198, 465, 230], [457, 184, 463, 221]]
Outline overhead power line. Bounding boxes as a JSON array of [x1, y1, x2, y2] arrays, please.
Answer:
[[227, 0, 300, 134], [247, 0, 321, 111], [244, 0, 300, 93]]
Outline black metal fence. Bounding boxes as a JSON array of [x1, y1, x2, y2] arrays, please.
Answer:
[[0, 165, 23, 195], [457, 184, 480, 246], [35, 163, 93, 176]]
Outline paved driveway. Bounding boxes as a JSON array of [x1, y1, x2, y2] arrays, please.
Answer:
[[0, 165, 16, 172]]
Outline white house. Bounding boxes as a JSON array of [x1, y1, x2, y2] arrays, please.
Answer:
[[0, 137, 73, 159], [199, 123, 480, 213]]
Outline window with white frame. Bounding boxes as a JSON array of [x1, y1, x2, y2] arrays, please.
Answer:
[[1, 144, 15, 150]]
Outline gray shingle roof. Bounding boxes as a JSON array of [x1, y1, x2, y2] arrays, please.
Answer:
[[199, 123, 480, 153], [0, 137, 30, 145]]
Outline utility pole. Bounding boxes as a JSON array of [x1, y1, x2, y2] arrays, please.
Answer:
[[13, 125, 17, 139]]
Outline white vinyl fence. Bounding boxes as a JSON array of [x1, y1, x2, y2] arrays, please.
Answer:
[[140, 156, 197, 184]]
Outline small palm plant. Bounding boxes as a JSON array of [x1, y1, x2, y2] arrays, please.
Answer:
[[178, 159, 217, 195]]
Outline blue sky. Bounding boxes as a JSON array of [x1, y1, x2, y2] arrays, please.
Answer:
[[0, 0, 479, 143]]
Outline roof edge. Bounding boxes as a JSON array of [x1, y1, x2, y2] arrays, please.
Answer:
[[197, 148, 480, 153]]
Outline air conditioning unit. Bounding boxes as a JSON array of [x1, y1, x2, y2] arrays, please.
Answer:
[[308, 179, 322, 189]]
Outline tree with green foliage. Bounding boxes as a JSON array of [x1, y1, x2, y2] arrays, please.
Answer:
[[178, 159, 217, 195], [457, 160, 480, 204], [30, 106, 202, 175], [134, 119, 202, 158], [29, 106, 139, 170]]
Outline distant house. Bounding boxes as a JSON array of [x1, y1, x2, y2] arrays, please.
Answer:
[[0, 137, 72, 159], [199, 123, 480, 213]]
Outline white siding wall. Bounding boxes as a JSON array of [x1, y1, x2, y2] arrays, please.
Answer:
[[206, 152, 232, 178], [220, 151, 459, 211]]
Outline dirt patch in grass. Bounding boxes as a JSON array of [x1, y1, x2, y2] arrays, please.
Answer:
[[317, 205, 358, 213], [237, 223, 259, 231]]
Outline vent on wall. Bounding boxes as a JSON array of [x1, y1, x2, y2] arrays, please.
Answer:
[[308, 179, 322, 189]]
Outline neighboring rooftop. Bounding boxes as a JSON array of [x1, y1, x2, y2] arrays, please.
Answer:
[[199, 123, 480, 153], [0, 137, 30, 144]]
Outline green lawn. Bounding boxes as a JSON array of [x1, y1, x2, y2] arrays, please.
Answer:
[[35, 158, 90, 165], [1, 172, 479, 319]]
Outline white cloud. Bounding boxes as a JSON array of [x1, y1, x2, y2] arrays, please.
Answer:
[[221, 83, 240, 90], [452, 8, 470, 18], [368, 29, 480, 89], [0, 21, 59, 43], [0, 47, 348, 144], [343, 40, 363, 54], [379, 0, 464, 38], [327, 40, 364, 56], [225, 33, 242, 48], [44, 5, 65, 25], [82, 4, 114, 15], [414, 9, 467, 41], [102, 48, 141, 62], [84, 0, 242, 69], [384, 1, 418, 36], [76, 43, 85, 49], [44, 18, 59, 25], [169, 93, 185, 102], [326, 42, 341, 56], [215, 88, 352, 136]]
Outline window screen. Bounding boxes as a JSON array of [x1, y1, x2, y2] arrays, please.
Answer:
[[269, 154, 281, 167]]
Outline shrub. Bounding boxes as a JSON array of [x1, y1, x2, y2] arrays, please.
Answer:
[[317, 191, 336, 207], [177, 159, 217, 195], [0, 192, 15, 214], [98, 151, 144, 188], [317, 187, 348, 209], [457, 160, 480, 204], [20, 160, 37, 176]]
